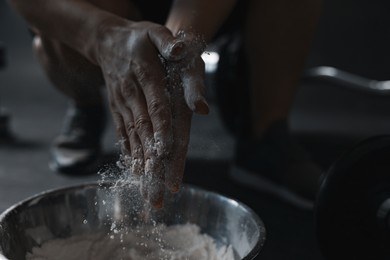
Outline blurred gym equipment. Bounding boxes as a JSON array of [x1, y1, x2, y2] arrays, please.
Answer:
[[316, 135, 390, 259], [0, 41, 13, 144], [0, 42, 4, 69], [305, 66, 390, 96]]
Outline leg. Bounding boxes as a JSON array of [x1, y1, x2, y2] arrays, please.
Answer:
[[32, 0, 142, 108], [33, 35, 105, 107], [228, 0, 323, 209], [245, 0, 322, 139], [31, 0, 143, 174]]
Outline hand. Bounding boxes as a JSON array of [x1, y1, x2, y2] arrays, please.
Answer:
[[96, 21, 209, 208]]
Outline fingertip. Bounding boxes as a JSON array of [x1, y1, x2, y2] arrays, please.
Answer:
[[167, 182, 181, 193], [167, 40, 187, 60], [148, 182, 165, 208], [150, 195, 164, 209], [165, 166, 183, 193], [194, 98, 210, 115], [143, 157, 165, 208], [182, 76, 208, 114]]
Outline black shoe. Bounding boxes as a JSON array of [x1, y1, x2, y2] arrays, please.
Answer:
[[230, 121, 324, 210], [49, 104, 106, 175]]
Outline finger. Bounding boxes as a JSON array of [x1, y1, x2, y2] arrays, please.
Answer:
[[165, 86, 193, 193], [132, 59, 173, 157], [109, 102, 131, 156], [180, 57, 210, 115], [121, 106, 144, 176], [147, 26, 187, 61], [129, 130, 144, 176], [123, 79, 155, 157], [114, 87, 149, 198], [121, 73, 166, 207], [129, 94, 165, 208], [143, 155, 165, 208]]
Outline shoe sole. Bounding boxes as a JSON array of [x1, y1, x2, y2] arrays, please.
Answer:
[[48, 154, 101, 176], [230, 165, 314, 210]]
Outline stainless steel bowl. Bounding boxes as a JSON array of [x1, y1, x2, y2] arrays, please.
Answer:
[[0, 182, 266, 259]]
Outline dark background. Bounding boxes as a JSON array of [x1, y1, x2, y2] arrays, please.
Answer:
[[2, 0, 390, 259]]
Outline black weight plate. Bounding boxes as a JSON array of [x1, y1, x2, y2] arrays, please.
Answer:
[[315, 135, 390, 259]]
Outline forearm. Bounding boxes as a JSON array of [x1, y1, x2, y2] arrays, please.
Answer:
[[165, 0, 237, 43], [7, 0, 129, 64]]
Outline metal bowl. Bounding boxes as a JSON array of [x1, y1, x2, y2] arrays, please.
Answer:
[[0, 182, 266, 259]]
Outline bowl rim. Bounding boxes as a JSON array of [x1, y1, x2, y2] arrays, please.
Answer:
[[0, 181, 266, 260]]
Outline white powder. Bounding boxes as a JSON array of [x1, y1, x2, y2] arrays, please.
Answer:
[[60, 140, 238, 260], [26, 223, 236, 260]]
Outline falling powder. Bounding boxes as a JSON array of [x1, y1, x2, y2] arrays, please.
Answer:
[[25, 155, 238, 260]]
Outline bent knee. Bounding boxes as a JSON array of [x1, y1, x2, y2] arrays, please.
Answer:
[[32, 34, 104, 88], [32, 34, 69, 69]]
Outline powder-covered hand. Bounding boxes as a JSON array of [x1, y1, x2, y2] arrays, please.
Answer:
[[96, 21, 209, 208]]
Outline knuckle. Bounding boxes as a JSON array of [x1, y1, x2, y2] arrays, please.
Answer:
[[126, 121, 135, 135], [109, 88, 123, 108], [159, 118, 170, 131], [132, 145, 143, 157], [133, 64, 149, 83], [119, 76, 137, 99], [133, 63, 161, 86], [135, 115, 152, 132], [121, 84, 137, 99], [148, 100, 167, 118]]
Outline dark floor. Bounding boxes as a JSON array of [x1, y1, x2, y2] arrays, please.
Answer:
[[2, 1, 390, 259]]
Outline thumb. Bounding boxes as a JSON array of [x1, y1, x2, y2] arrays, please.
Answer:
[[147, 27, 187, 61], [181, 59, 210, 115]]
